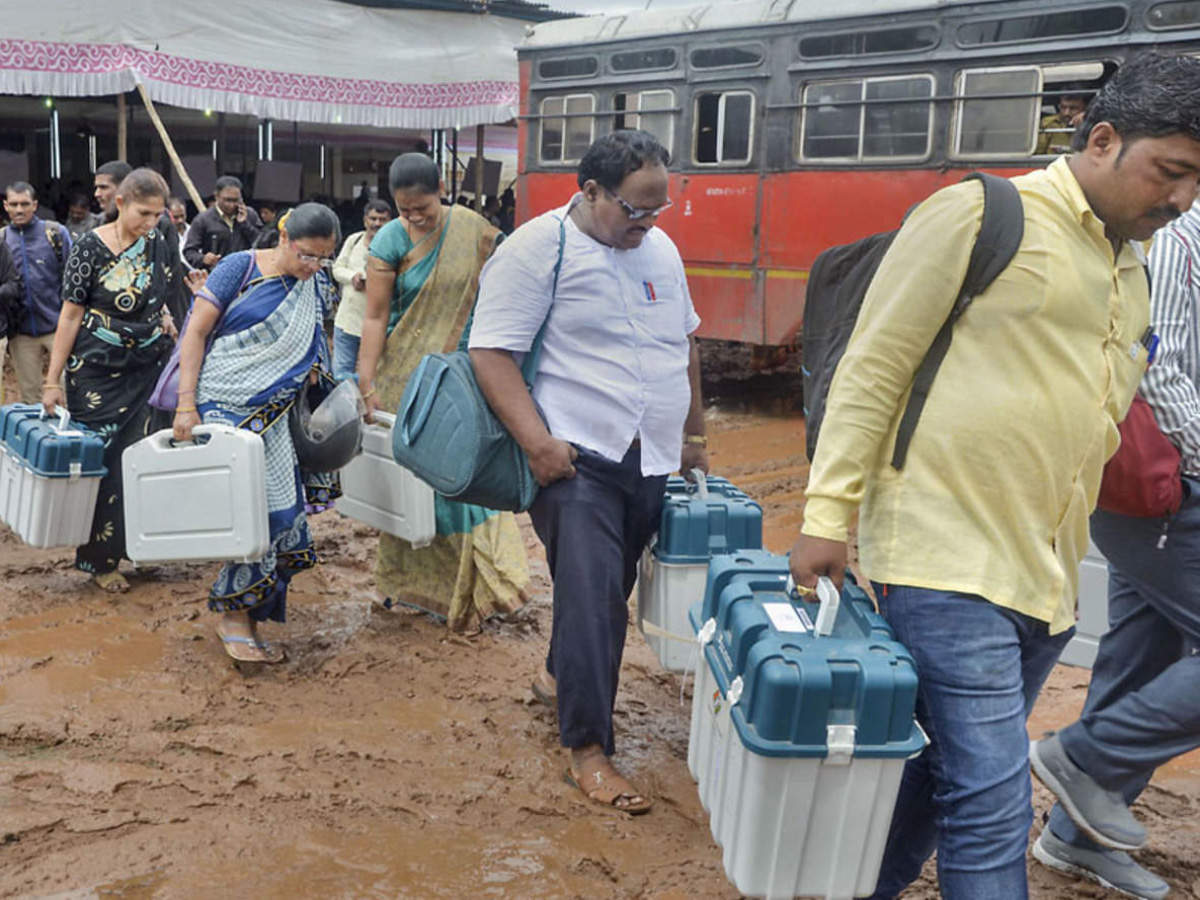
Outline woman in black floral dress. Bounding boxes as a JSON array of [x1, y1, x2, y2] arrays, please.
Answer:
[[42, 168, 178, 592]]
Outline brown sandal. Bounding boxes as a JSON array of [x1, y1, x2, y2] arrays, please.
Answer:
[[565, 752, 652, 815]]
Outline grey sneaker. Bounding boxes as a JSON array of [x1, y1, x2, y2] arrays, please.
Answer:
[[1033, 829, 1169, 899], [1030, 734, 1147, 851]]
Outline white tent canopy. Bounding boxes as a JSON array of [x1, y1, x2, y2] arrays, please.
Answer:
[[1, 0, 527, 129]]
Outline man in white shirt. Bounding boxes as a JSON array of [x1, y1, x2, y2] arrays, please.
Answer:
[[331, 200, 391, 381], [470, 130, 708, 815]]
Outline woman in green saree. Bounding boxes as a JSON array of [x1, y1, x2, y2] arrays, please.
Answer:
[[357, 153, 530, 631]]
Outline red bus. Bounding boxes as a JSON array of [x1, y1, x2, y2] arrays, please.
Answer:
[[516, 0, 1200, 347]]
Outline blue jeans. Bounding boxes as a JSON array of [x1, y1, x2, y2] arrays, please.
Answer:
[[1049, 494, 1200, 850], [331, 326, 360, 383], [867, 584, 1073, 900]]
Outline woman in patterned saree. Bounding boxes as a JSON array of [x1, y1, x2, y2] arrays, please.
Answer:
[[42, 168, 177, 593], [173, 203, 341, 663], [357, 153, 530, 631]]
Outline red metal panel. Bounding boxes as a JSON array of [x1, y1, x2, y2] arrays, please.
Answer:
[[690, 272, 761, 344], [663, 173, 758, 265]]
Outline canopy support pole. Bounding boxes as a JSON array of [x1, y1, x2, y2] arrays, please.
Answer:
[[134, 82, 206, 212], [116, 93, 127, 162], [474, 125, 484, 213]]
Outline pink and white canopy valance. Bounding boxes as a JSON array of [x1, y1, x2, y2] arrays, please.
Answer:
[[1, 0, 525, 129]]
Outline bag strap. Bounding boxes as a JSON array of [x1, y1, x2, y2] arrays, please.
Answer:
[[518, 213, 567, 388], [891, 172, 1024, 469]]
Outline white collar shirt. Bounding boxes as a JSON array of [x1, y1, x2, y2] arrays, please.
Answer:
[[468, 195, 701, 476]]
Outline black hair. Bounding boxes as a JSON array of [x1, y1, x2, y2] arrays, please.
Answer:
[[1072, 53, 1200, 152], [576, 130, 670, 191], [364, 199, 391, 216], [5, 181, 36, 201], [95, 160, 132, 184], [388, 152, 440, 195], [118, 168, 170, 204], [214, 175, 243, 194], [68, 192, 91, 207], [280, 202, 340, 244]]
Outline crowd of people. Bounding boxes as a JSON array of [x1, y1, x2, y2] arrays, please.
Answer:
[[2, 46, 1200, 900]]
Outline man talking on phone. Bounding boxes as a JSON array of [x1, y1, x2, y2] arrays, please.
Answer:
[[183, 175, 263, 271]]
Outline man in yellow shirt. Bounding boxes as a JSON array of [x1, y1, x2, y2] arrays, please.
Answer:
[[791, 54, 1200, 899], [1037, 91, 1089, 155]]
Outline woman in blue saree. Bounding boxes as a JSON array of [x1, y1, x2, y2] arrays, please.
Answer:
[[173, 203, 341, 663]]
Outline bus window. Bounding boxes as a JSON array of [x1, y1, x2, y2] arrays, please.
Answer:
[[800, 75, 933, 161], [799, 24, 939, 58], [539, 94, 595, 164], [538, 56, 599, 80], [1147, 0, 1200, 28], [953, 67, 1040, 157], [611, 47, 678, 73], [690, 46, 763, 70], [614, 89, 675, 152], [957, 7, 1127, 46], [694, 91, 754, 164]]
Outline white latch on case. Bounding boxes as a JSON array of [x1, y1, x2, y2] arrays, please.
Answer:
[[728, 675, 744, 706], [825, 724, 857, 766], [68, 461, 81, 480], [698, 617, 717, 646]]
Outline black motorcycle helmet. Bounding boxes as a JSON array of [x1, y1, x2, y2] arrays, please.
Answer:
[[288, 379, 363, 471]]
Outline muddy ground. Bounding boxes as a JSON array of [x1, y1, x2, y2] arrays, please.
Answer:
[[1, 401, 1198, 899]]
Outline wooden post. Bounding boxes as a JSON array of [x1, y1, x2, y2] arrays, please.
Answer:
[[116, 93, 127, 161], [216, 112, 226, 175], [134, 83, 206, 212], [474, 124, 485, 213]]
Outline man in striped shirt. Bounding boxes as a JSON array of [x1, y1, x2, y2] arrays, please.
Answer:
[[1031, 203, 1200, 899]]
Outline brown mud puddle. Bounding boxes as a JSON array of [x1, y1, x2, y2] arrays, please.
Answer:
[[1, 408, 1197, 898]]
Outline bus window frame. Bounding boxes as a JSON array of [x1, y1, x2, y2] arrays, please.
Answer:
[[797, 72, 936, 164], [953, 5, 1130, 48], [609, 46, 680, 74], [797, 22, 941, 59], [614, 88, 676, 154], [537, 55, 601, 82], [537, 93, 597, 166], [951, 64, 1044, 160], [692, 88, 756, 167], [1146, 0, 1200, 29], [688, 42, 766, 72]]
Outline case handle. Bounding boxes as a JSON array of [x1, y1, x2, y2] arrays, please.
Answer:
[[688, 468, 709, 499], [784, 574, 842, 637]]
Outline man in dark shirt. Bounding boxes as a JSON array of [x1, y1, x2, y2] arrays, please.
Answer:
[[182, 176, 262, 271]]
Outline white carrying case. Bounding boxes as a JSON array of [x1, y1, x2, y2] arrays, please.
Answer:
[[2, 407, 106, 548], [337, 411, 435, 548], [122, 424, 270, 563]]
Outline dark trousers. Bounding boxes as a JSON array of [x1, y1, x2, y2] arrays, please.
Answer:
[[1050, 488, 1200, 848], [529, 444, 666, 755]]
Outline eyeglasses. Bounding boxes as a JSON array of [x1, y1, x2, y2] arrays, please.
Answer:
[[293, 248, 335, 267], [603, 187, 673, 221]]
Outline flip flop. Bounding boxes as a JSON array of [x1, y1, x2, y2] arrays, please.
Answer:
[[217, 630, 286, 664], [565, 756, 652, 816], [530, 671, 557, 709], [93, 571, 130, 593]]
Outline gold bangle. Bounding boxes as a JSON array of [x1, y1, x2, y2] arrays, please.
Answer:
[[684, 434, 708, 447], [175, 407, 197, 414], [42, 383, 60, 389], [361, 387, 377, 401], [178, 389, 196, 395]]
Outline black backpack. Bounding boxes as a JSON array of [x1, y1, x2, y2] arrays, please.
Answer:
[[802, 173, 1024, 468]]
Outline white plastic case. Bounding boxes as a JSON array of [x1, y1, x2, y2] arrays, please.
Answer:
[[122, 424, 269, 563], [337, 411, 435, 548]]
